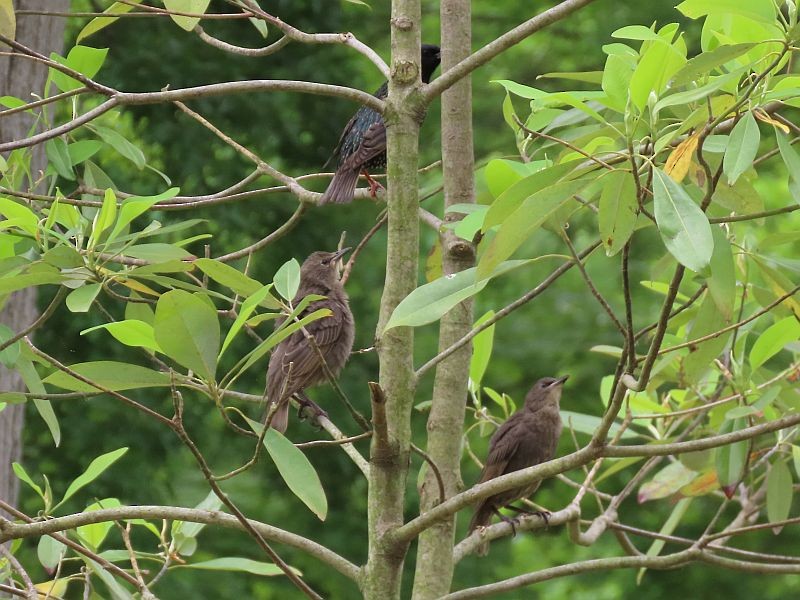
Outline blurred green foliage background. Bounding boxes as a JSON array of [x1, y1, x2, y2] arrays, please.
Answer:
[[14, 1, 799, 598]]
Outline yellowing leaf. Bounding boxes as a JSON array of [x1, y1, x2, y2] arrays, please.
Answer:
[[754, 108, 789, 133], [664, 133, 700, 182]]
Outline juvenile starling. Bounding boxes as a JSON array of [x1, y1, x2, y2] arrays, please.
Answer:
[[468, 375, 568, 555], [266, 248, 355, 433], [320, 44, 441, 205]]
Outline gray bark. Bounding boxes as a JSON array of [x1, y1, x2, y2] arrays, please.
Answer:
[[411, 0, 475, 596], [0, 0, 69, 518]]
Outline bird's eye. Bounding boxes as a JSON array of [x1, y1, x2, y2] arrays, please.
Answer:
[[321, 259, 330, 265]]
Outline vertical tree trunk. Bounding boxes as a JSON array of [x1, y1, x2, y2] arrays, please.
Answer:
[[411, 1, 475, 597], [363, 0, 422, 597], [0, 0, 69, 519]]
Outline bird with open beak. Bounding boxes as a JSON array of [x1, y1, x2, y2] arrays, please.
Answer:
[[265, 248, 354, 433]]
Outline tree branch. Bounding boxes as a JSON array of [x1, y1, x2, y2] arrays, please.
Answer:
[[0, 505, 359, 581], [422, 0, 600, 102]]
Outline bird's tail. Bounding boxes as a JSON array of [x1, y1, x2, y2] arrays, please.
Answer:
[[468, 501, 493, 557], [266, 400, 289, 434], [320, 166, 359, 205]]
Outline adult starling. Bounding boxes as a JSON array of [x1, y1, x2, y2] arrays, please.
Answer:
[[320, 44, 441, 205], [468, 375, 568, 555], [266, 248, 355, 433]]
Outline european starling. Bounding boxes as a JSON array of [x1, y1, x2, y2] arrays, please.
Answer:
[[320, 44, 441, 205], [468, 375, 568, 555], [266, 248, 355, 433]]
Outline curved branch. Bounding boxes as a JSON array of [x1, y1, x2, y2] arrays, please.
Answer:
[[215, 203, 307, 262], [0, 98, 118, 152], [0, 505, 358, 581], [116, 81, 382, 111], [422, 0, 600, 102], [442, 550, 696, 599]]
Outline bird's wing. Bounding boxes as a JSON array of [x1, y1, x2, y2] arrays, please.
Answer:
[[278, 302, 345, 384], [340, 121, 387, 171], [476, 419, 522, 484], [323, 113, 359, 169]]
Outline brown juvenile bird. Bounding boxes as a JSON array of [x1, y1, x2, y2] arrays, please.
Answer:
[[468, 375, 568, 555], [320, 44, 441, 205], [266, 248, 354, 433]]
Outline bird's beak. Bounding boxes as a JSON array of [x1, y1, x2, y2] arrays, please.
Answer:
[[549, 375, 569, 388], [331, 247, 352, 262]]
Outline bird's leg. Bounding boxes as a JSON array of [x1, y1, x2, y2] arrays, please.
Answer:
[[506, 505, 551, 526], [362, 170, 384, 198], [295, 391, 328, 428], [491, 507, 519, 537]]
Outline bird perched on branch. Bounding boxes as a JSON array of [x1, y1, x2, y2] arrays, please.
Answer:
[[468, 375, 568, 555], [266, 248, 354, 433], [320, 44, 441, 205]]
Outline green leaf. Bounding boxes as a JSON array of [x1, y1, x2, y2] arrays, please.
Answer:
[[652, 168, 714, 272], [561, 410, 639, 440], [92, 125, 145, 169], [598, 170, 637, 256], [274, 258, 301, 301], [122, 243, 193, 262], [12, 462, 44, 500], [54, 448, 128, 511], [76, 1, 142, 42], [220, 285, 274, 356], [671, 43, 756, 85], [776, 131, 800, 192], [767, 459, 793, 525], [49, 46, 109, 92], [171, 491, 223, 556], [611, 25, 661, 41], [684, 293, 733, 384], [469, 311, 495, 388], [792, 445, 800, 480], [107, 187, 180, 241], [154, 290, 220, 380], [638, 462, 697, 503], [706, 226, 736, 319], [637, 498, 692, 583], [484, 159, 525, 198], [483, 160, 580, 231], [749, 317, 800, 371], [194, 257, 264, 297], [0, 323, 20, 368], [88, 188, 117, 249], [478, 178, 590, 279], [164, 0, 211, 31], [252, 421, 327, 520], [179, 557, 296, 577], [0, 272, 64, 294], [385, 259, 542, 331], [0, 196, 39, 235], [43, 361, 171, 392], [17, 357, 60, 446], [45, 137, 75, 180], [76, 498, 121, 550], [65, 283, 101, 313], [715, 417, 748, 495], [37, 536, 66, 570], [676, 0, 776, 23], [629, 39, 686, 110], [723, 111, 760, 186], [81, 320, 162, 352]]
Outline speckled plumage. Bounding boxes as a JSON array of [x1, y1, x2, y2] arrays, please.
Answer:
[[320, 44, 441, 205], [468, 376, 568, 555], [266, 250, 354, 433]]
